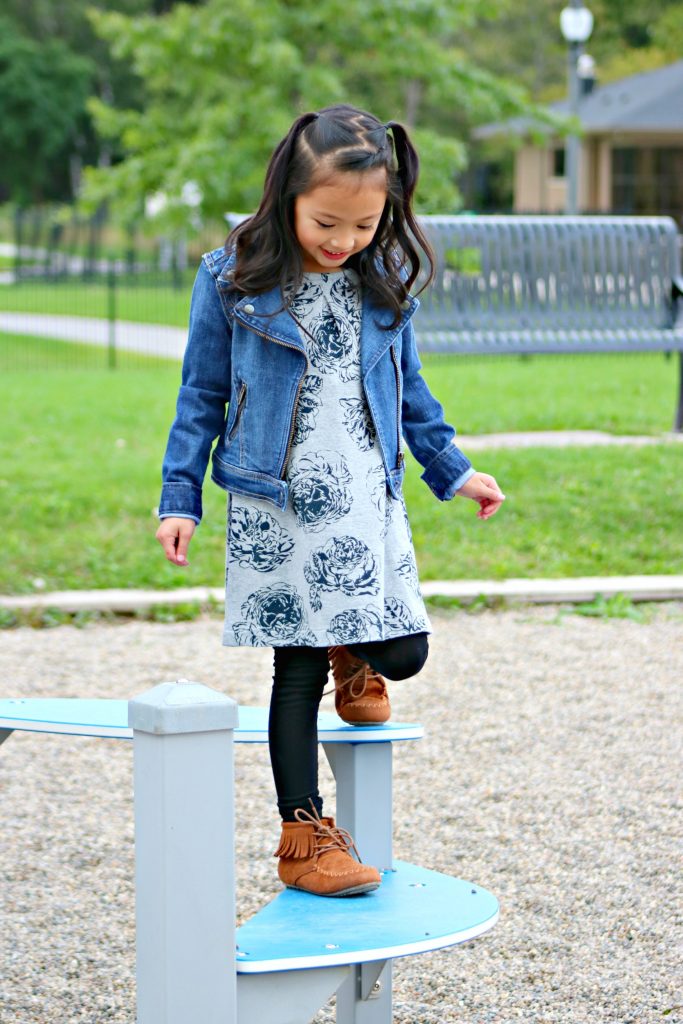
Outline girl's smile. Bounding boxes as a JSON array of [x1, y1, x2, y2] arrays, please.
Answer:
[[294, 171, 387, 273]]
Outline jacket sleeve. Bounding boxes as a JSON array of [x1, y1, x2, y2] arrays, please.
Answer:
[[400, 319, 475, 500], [158, 261, 232, 524]]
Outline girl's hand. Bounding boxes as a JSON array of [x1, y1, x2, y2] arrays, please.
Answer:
[[456, 472, 506, 520], [156, 517, 196, 566]]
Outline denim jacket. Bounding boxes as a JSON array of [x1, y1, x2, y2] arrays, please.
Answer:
[[159, 246, 474, 523]]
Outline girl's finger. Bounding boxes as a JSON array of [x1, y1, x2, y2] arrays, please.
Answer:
[[175, 534, 190, 565], [157, 529, 182, 564]]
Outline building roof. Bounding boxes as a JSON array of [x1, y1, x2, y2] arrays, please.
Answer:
[[475, 59, 683, 139]]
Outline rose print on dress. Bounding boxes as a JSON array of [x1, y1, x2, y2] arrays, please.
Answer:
[[304, 309, 359, 381], [295, 272, 361, 382], [289, 450, 352, 533], [288, 276, 322, 319], [366, 464, 386, 520], [339, 397, 376, 451], [329, 273, 362, 330], [304, 535, 379, 612], [327, 606, 383, 645], [292, 375, 323, 446], [228, 504, 295, 573], [396, 551, 421, 595], [232, 583, 316, 646], [400, 494, 413, 543], [384, 597, 428, 637]]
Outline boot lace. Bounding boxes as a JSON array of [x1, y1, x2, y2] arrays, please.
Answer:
[[293, 802, 364, 862], [322, 649, 368, 699]]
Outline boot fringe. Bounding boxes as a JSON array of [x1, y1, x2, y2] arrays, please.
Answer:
[[274, 826, 316, 860]]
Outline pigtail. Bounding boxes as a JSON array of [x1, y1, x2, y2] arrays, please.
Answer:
[[228, 112, 320, 295], [385, 121, 435, 295]]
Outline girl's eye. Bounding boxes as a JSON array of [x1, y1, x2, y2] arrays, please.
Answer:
[[316, 221, 334, 229]]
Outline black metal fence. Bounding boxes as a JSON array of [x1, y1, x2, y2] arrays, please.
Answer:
[[0, 205, 226, 370]]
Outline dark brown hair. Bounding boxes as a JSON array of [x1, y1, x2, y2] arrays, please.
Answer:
[[226, 104, 435, 329]]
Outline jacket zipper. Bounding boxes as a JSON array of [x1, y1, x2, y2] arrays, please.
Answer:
[[390, 344, 404, 468], [227, 381, 247, 441], [236, 317, 309, 478]]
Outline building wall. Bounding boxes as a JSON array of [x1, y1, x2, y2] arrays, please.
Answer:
[[513, 133, 683, 217], [513, 143, 590, 212]]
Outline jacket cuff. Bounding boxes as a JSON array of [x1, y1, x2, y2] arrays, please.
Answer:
[[443, 466, 476, 500], [158, 482, 203, 524], [420, 442, 474, 501]]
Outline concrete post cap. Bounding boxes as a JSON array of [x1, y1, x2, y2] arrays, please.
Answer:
[[128, 679, 239, 735]]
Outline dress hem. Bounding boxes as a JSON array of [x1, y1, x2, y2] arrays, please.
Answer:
[[221, 625, 432, 649]]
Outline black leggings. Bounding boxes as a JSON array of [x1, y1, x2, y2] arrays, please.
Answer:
[[268, 634, 429, 822]]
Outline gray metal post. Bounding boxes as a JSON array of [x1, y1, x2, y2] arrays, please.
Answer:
[[323, 742, 394, 1024], [565, 38, 581, 215], [107, 263, 117, 369], [129, 680, 239, 1024]]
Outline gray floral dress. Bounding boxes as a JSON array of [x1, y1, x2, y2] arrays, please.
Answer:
[[223, 269, 431, 648]]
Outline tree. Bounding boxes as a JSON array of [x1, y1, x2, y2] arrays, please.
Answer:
[[0, 0, 202, 204], [460, 0, 683, 103], [80, 0, 565, 227], [0, 17, 93, 203]]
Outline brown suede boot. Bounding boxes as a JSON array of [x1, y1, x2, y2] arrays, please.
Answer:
[[274, 806, 381, 897], [327, 645, 391, 725]]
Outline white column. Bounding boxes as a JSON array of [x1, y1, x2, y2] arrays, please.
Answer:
[[129, 680, 239, 1024]]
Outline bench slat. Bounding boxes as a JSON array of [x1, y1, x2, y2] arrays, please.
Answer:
[[414, 215, 682, 342], [0, 698, 423, 744], [235, 860, 498, 973]]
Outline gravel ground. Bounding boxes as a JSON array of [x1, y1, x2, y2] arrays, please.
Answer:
[[1, 605, 682, 1024]]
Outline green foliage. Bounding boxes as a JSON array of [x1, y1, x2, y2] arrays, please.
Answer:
[[0, 1, 189, 204], [0, 17, 94, 203], [81, 0, 563, 226], [0, 602, 216, 630], [141, 601, 205, 623], [0, 608, 19, 628], [571, 593, 647, 621], [461, 0, 683, 101], [424, 593, 505, 613], [650, 3, 683, 58]]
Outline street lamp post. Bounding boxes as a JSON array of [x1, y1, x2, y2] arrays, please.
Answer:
[[560, 1, 594, 214]]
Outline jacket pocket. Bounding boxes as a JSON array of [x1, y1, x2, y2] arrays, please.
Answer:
[[227, 381, 247, 441]]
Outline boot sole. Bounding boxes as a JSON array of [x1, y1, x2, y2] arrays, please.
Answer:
[[286, 881, 381, 897], [340, 719, 390, 727]]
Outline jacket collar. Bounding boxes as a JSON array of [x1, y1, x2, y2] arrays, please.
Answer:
[[232, 279, 419, 372]]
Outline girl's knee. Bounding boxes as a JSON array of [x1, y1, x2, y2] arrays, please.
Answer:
[[359, 633, 429, 681], [389, 634, 429, 680]]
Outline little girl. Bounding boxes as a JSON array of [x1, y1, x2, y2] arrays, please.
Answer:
[[156, 104, 504, 898]]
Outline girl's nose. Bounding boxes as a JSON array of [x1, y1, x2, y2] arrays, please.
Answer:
[[330, 235, 353, 251]]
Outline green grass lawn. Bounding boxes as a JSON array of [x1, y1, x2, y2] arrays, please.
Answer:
[[0, 277, 194, 325], [2, 329, 680, 432], [1, 356, 681, 594], [0, 331, 175, 370]]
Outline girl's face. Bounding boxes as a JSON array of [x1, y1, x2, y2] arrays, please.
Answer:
[[293, 170, 387, 273]]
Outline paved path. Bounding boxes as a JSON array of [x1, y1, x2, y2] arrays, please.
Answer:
[[0, 311, 186, 359], [458, 429, 683, 448]]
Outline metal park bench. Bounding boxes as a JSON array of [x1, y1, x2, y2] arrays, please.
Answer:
[[1, 684, 498, 1024], [414, 215, 683, 431]]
